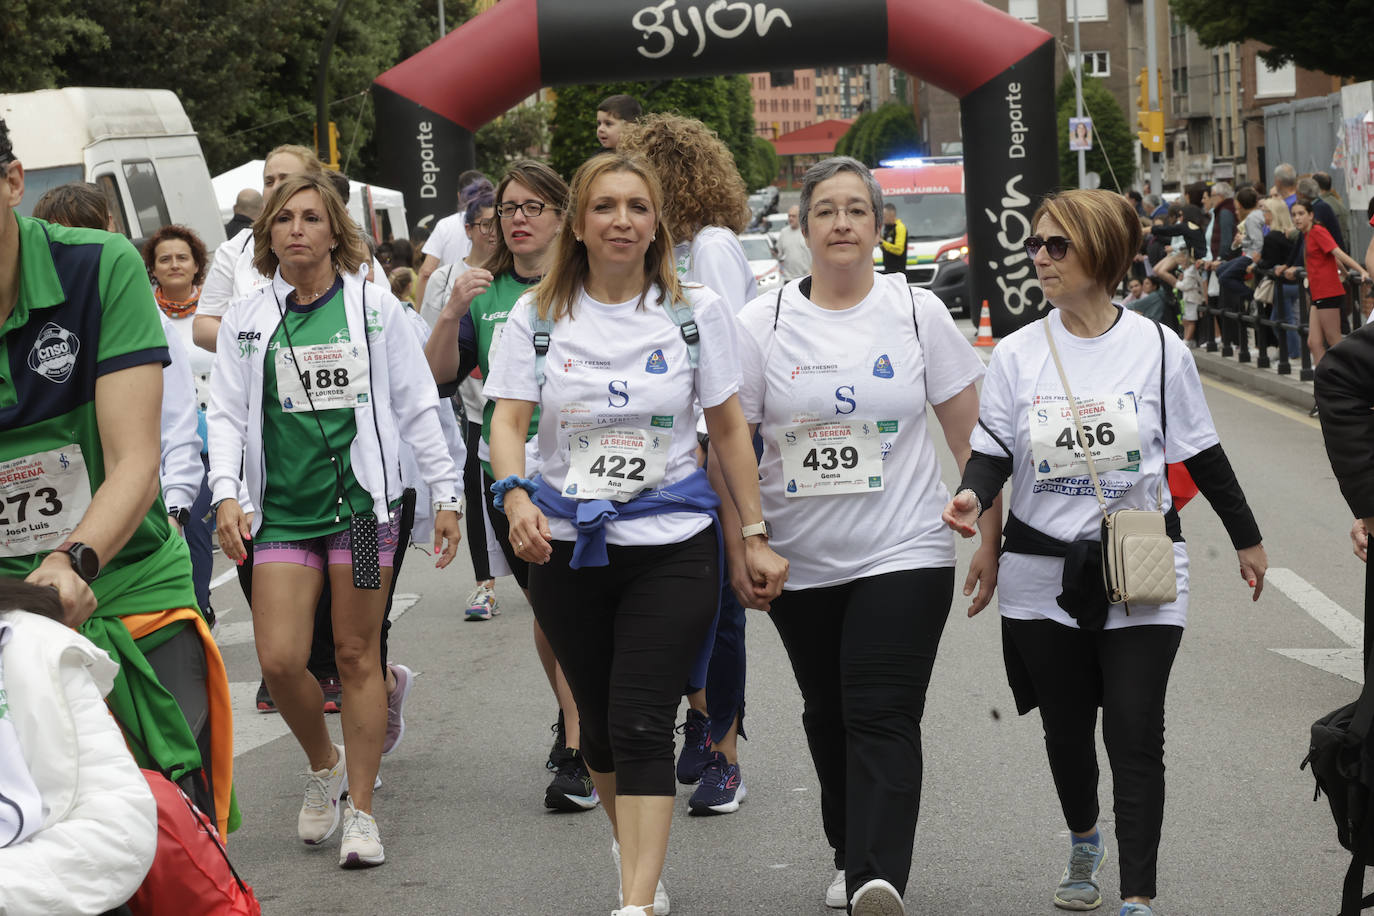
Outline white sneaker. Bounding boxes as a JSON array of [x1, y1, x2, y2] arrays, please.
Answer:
[[851, 878, 905, 916], [825, 869, 847, 908], [464, 583, 498, 620], [298, 743, 348, 845], [338, 798, 385, 868], [611, 837, 670, 914]]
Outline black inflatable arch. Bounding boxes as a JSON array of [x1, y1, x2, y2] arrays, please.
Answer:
[[374, 0, 1056, 335]]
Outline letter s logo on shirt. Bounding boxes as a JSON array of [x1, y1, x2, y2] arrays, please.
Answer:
[[784, 431, 796, 445], [834, 385, 856, 416], [607, 380, 630, 408]]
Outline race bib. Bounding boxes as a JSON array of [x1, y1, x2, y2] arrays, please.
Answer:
[[563, 426, 669, 502], [274, 342, 370, 412], [0, 445, 93, 557], [778, 419, 884, 497], [1029, 393, 1143, 481]]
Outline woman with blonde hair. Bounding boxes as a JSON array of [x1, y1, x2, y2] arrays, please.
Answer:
[[618, 112, 759, 816], [208, 173, 463, 869], [485, 152, 788, 916]]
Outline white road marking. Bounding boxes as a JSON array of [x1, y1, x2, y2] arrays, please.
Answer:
[[227, 594, 423, 757], [1267, 567, 1364, 684], [211, 567, 238, 590]]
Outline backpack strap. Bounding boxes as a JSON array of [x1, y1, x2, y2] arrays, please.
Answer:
[[662, 294, 700, 369], [529, 302, 555, 388]]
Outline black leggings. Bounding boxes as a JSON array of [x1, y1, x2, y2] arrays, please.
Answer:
[[1004, 618, 1183, 900], [768, 568, 953, 899], [529, 528, 719, 795], [463, 421, 491, 581], [481, 469, 529, 590]]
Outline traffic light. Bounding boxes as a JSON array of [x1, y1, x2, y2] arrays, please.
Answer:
[[313, 121, 342, 169], [1137, 67, 1149, 110], [1137, 109, 1165, 153]]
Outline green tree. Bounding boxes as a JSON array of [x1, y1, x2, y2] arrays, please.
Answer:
[[1056, 72, 1136, 192], [1169, 0, 1371, 81], [0, 0, 105, 91], [475, 101, 550, 177], [835, 111, 872, 160], [549, 76, 765, 188], [865, 102, 922, 165], [752, 135, 779, 187]]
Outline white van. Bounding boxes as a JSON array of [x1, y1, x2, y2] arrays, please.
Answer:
[[0, 87, 225, 248]]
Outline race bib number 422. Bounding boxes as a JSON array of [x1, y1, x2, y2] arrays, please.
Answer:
[[1029, 393, 1143, 481], [274, 343, 370, 412], [0, 444, 92, 557], [563, 426, 669, 502]]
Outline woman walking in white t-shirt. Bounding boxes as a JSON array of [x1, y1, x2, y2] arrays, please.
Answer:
[[943, 189, 1267, 916], [725, 156, 997, 916], [484, 153, 788, 916]]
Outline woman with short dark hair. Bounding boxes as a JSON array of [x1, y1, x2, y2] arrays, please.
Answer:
[[944, 189, 1266, 916]]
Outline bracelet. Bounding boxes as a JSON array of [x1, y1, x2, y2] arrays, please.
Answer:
[[956, 488, 984, 519], [211, 497, 235, 514], [490, 475, 538, 511]]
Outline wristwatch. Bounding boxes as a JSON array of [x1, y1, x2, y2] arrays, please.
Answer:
[[433, 498, 464, 515], [740, 520, 772, 540], [53, 541, 100, 583], [168, 506, 192, 528]]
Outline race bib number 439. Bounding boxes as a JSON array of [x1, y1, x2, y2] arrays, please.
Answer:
[[563, 426, 669, 502], [778, 419, 884, 497], [275, 343, 370, 412], [1029, 393, 1142, 481], [0, 445, 92, 557]]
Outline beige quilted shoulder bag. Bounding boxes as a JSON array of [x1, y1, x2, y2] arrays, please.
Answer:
[[1043, 319, 1178, 608]]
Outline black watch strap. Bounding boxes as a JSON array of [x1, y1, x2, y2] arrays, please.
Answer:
[[55, 541, 100, 583], [169, 506, 192, 527]]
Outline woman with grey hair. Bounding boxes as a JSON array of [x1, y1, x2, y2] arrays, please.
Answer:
[[721, 156, 997, 915]]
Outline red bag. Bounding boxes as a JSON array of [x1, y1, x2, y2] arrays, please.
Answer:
[[126, 770, 261, 916]]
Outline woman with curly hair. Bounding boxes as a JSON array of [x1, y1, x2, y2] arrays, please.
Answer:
[[618, 114, 758, 817]]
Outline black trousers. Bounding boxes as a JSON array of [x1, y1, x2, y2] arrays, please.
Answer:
[[1004, 617, 1183, 900], [768, 567, 954, 899], [481, 469, 530, 590], [529, 528, 719, 795], [463, 421, 491, 581]]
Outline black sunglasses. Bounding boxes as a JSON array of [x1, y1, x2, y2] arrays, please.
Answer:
[[1025, 235, 1071, 260]]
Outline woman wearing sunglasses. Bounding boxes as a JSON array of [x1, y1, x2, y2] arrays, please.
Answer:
[[942, 190, 1266, 916]]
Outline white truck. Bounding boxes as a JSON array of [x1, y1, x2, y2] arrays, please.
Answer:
[[0, 87, 225, 248]]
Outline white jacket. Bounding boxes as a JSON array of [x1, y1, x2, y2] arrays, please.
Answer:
[[0, 610, 158, 914], [207, 269, 460, 532], [159, 312, 207, 513]]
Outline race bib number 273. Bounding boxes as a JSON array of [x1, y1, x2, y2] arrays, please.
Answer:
[[0, 444, 93, 557]]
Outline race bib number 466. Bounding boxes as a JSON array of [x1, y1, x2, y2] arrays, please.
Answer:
[[1029, 393, 1142, 481], [563, 426, 669, 502], [275, 343, 370, 412], [0, 445, 92, 557]]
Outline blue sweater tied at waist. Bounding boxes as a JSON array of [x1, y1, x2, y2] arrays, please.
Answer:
[[530, 468, 721, 569]]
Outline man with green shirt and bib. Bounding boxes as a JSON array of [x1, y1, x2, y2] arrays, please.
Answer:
[[0, 119, 235, 835]]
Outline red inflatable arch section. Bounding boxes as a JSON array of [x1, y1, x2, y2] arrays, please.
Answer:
[[374, 0, 1057, 334]]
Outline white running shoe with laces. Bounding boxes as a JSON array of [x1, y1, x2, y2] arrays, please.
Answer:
[[464, 583, 498, 620], [339, 798, 385, 868], [298, 743, 348, 845], [851, 877, 906, 916], [826, 869, 847, 908]]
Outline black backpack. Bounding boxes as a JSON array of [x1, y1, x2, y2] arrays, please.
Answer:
[[1302, 653, 1374, 915]]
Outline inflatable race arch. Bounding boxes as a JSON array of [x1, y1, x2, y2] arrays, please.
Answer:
[[373, 0, 1057, 335]]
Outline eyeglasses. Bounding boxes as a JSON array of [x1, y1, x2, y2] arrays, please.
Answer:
[[808, 205, 874, 225], [1024, 235, 1071, 260], [497, 200, 555, 220], [468, 217, 497, 234]]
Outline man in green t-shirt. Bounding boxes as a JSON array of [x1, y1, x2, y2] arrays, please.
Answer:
[[0, 119, 233, 832]]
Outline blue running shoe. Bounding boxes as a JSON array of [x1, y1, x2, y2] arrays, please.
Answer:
[[675, 709, 712, 785], [687, 751, 746, 816], [545, 748, 599, 812], [1119, 905, 1153, 916], [1054, 837, 1107, 910]]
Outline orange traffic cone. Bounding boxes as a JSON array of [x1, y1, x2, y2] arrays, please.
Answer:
[[974, 299, 996, 347]]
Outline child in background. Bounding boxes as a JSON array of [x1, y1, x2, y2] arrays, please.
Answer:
[[390, 266, 417, 308], [594, 94, 641, 150]]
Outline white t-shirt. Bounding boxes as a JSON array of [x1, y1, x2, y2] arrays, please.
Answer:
[[676, 226, 757, 314], [422, 213, 471, 267], [161, 309, 216, 411], [483, 284, 741, 547], [198, 229, 269, 318], [969, 307, 1220, 630], [737, 274, 984, 589]]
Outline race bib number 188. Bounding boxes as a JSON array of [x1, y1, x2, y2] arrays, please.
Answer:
[[0, 444, 93, 557], [275, 343, 370, 412]]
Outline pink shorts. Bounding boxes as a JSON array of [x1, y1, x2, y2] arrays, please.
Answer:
[[254, 508, 402, 570]]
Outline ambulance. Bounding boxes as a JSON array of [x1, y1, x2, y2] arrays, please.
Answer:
[[871, 156, 970, 315]]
